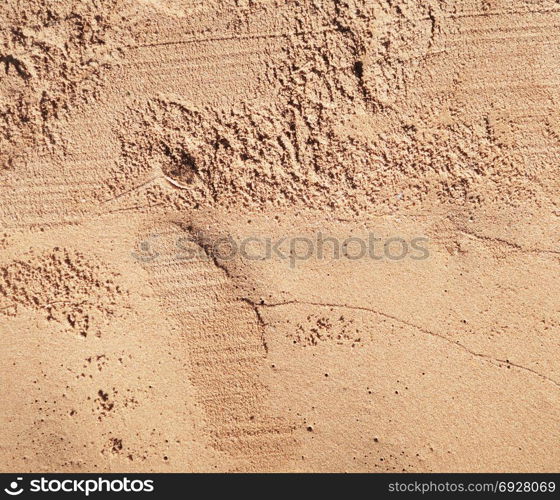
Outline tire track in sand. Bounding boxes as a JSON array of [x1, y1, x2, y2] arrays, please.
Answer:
[[136, 220, 296, 469]]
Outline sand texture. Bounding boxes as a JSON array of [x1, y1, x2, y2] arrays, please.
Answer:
[[1, 0, 559, 472]]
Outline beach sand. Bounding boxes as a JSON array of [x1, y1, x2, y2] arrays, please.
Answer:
[[1, 0, 559, 472]]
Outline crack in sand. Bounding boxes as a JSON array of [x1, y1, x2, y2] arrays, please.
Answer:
[[250, 299, 560, 389], [458, 229, 560, 257], [240, 298, 269, 355]]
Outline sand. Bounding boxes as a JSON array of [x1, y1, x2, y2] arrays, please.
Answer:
[[0, 0, 559, 472]]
